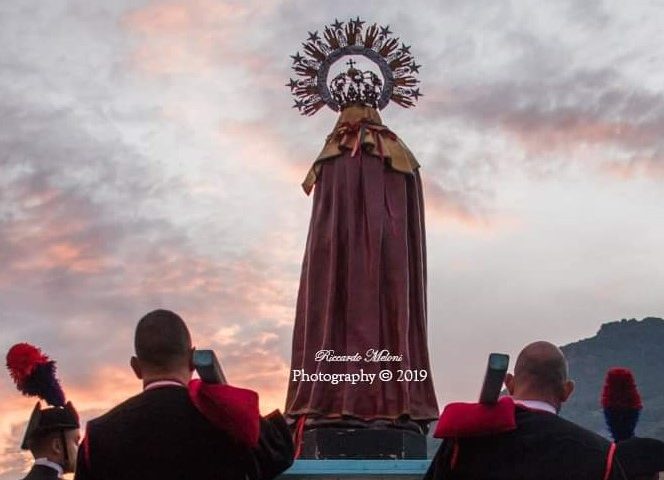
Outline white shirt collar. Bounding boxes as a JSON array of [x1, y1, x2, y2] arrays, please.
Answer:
[[34, 457, 64, 477], [513, 399, 558, 415]]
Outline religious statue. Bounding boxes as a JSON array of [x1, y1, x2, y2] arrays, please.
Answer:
[[285, 18, 439, 440]]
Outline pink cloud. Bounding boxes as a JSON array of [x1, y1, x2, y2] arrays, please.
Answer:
[[123, 3, 194, 35], [123, 0, 249, 36], [503, 115, 662, 156], [121, 0, 277, 77], [0, 186, 116, 289], [1, 166, 299, 440], [10, 242, 107, 276], [220, 120, 309, 184], [111, 234, 299, 410], [425, 178, 489, 229], [423, 178, 522, 233], [599, 154, 664, 180], [423, 76, 664, 181]]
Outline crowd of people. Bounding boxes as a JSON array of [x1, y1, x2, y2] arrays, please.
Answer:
[[9, 309, 664, 480]]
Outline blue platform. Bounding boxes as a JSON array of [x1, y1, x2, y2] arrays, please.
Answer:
[[279, 459, 430, 479]]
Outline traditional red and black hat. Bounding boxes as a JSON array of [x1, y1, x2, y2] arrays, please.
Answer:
[[6, 343, 80, 450], [602, 367, 664, 475], [601, 367, 642, 442]]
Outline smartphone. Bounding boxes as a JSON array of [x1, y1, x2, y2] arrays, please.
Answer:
[[478, 353, 509, 404], [193, 349, 227, 384]]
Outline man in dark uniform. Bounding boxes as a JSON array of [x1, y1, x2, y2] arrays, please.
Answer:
[[19, 403, 81, 480], [602, 368, 664, 480], [614, 437, 664, 480], [74, 309, 293, 480], [425, 341, 663, 480], [6, 342, 81, 480]]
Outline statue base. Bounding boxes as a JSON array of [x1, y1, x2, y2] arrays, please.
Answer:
[[299, 428, 427, 459]]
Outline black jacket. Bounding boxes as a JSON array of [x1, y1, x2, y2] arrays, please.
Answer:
[[425, 407, 623, 480], [21, 465, 60, 480], [74, 385, 293, 480]]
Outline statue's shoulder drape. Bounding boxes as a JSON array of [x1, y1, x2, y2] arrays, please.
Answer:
[[302, 106, 420, 194]]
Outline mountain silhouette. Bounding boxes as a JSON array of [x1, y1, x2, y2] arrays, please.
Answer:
[[561, 317, 664, 440]]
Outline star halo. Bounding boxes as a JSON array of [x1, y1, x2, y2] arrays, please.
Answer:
[[286, 17, 423, 116]]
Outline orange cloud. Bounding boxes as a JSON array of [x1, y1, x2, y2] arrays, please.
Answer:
[[64, 366, 140, 412], [9, 243, 107, 275], [1, 171, 300, 432], [66, 350, 288, 415], [86, 228, 301, 411]]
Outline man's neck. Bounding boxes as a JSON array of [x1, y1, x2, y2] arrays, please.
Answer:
[[513, 398, 558, 414], [511, 389, 561, 413], [140, 370, 191, 390]]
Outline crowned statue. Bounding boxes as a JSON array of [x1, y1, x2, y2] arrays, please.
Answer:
[[285, 18, 439, 453]]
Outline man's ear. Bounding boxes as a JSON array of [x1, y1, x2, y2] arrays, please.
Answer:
[[561, 379, 575, 402], [51, 435, 64, 456], [504, 373, 515, 395], [130, 356, 143, 380]]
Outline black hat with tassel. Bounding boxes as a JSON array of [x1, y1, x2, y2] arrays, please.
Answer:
[[6, 343, 79, 451], [602, 368, 664, 477]]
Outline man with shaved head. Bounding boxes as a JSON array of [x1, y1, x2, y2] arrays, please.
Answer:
[[504, 340, 574, 413], [74, 309, 293, 480], [425, 341, 663, 479]]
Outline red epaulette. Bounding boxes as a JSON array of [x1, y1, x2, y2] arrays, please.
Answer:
[[188, 379, 260, 448], [434, 396, 517, 439]]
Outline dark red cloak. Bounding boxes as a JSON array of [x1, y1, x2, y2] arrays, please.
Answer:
[[285, 106, 439, 427]]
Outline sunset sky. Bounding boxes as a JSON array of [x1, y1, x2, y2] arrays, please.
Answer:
[[2, 0, 664, 476]]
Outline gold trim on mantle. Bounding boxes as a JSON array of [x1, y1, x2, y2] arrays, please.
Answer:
[[302, 106, 420, 194]]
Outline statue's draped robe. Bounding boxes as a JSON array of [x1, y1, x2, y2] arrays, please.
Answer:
[[286, 106, 439, 426]]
